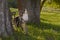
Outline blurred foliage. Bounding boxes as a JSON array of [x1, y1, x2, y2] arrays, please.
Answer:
[[43, 0, 60, 8], [7, 0, 60, 8], [53, 0, 60, 5], [8, 0, 17, 8]]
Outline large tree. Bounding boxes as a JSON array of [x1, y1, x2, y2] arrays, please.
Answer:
[[0, 0, 13, 37], [16, 0, 46, 34], [17, 0, 46, 25]]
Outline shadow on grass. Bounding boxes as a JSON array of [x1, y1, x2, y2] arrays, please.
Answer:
[[0, 29, 38, 40], [40, 18, 60, 32], [27, 22, 57, 40], [1, 19, 60, 40], [40, 21, 60, 31], [13, 30, 38, 40], [28, 18, 60, 32]]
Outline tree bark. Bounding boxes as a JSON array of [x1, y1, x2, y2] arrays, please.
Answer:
[[0, 0, 13, 37], [17, 0, 47, 25], [17, 0, 40, 25], [25, 0, 40, 24]]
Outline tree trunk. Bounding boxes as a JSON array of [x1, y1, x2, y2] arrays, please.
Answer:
[[17, 0, 40, 25], [25, 0, 40, 24], [0, 0, 13, 37], [27, 0, 46, 24]]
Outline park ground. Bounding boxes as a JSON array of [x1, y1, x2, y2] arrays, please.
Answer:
[[1, 8, 59, 40]]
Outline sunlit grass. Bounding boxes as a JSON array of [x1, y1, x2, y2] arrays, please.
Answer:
[[41, 12, 60, 25]]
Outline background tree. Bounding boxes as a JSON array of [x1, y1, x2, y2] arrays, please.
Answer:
[[0, 0, 13, 37], [16, 0, 47, 34], [9, 0, 47, 25]]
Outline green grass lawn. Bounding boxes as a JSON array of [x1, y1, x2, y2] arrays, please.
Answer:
[[2, 8, 60, 40], [40, 12, 60, 40]]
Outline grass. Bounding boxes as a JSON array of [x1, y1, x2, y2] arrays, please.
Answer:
[[40, 11, 60, 40], [1, 8, 60, 40]]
